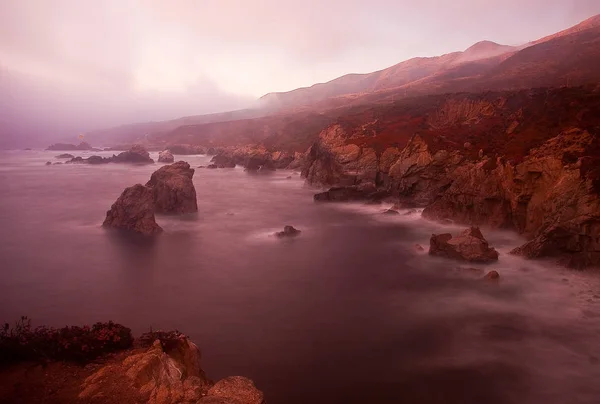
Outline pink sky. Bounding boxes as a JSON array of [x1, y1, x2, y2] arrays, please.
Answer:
[[1, 0, 600, 144]]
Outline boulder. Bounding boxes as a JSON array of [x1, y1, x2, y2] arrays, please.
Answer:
[[207, 164, 218, 169], [244, 156, 267, 171], [484, 270, 500, 280], [158, 150, 175, 163], [198, 377, 264, 404], [211, 154, 236, 168], [55, 153, 74, 159], [113, 145, 154, 164], [275, 225, 301, 238], [102, 184, 163, 236], [146, 161, 198, 214], [429, 227, 499, 263]]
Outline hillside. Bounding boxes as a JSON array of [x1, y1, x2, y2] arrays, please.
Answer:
[[258, 42, 517, 110], [87, 14, 600, 147]]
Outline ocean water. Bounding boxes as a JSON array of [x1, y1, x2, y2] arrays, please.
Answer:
[[1, 150, 600, 404]]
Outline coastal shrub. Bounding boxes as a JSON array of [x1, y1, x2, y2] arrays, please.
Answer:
[[138, 329, 186, 351], [0, 317, 133, 365]]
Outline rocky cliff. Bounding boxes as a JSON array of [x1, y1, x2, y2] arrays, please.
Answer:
[[301, 124, 600, 268]]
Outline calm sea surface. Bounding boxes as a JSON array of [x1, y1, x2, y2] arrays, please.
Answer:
[[1, 150, 600, 404]]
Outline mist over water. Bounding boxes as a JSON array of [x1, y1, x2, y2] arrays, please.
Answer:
[[1, 150, 600, 404]]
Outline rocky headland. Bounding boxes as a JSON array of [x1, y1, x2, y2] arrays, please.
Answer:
[[0, 320, 264, 404]]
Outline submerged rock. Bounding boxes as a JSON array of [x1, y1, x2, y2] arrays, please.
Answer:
[[45, 161, 52, 166], [275, 225, 301, 238], [484, 270, 500, 280], [158, 150, 175, 163], [429, 227, 499, 263], [102, 184, 162, 236], [146, 161, 198, 214], [55, 153, 74, 159], [383, 209, 400, 215]]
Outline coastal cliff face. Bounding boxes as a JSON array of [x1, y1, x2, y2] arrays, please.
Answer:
[[300, 121, 600, 268]]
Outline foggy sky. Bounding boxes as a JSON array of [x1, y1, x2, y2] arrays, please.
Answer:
[[2, 0, 600, 145]]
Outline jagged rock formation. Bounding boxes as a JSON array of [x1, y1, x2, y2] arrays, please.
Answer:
[[301, 121, 600, 267], [429, 227, 499, 263], [422, 129, 600, 267], [102, 184, 163, 236], [79, 335, 264, 404], [146, 161, 198, 214], [302, 125, 378, 186], [158, 150, 175, 163]]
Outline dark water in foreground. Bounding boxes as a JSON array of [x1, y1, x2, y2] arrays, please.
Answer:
[[2, 150, 600, 403]]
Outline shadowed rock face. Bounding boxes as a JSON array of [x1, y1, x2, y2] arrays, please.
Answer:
[[429, 227, 499, 263], [102, 184, 162, 236], [146, 161, 198, 214]]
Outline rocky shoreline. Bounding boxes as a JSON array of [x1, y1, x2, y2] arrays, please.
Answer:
[[47, 128, 599, 268], [298, 124, 600, 268]]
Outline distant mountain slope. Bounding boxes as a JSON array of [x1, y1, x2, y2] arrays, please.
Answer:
[[83, 108, 267, 146], [259, 41, 518, 110], [86, 13, 600, 147], [532, 13, 600, 44]]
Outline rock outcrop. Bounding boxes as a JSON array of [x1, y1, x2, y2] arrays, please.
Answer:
[[158, 150, 175, 163], [46, 142, 97, 151], [302, 125, 378, 186], [102, 184, 163, 236], [429, 227, 499, 263], [302, 124, 600, 267], [113, 144, 155, 164], [146, 161, 198, 214], [210, 154, 236, 168], [80, 334, 264, 404], [275, 225, 301, 238]]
